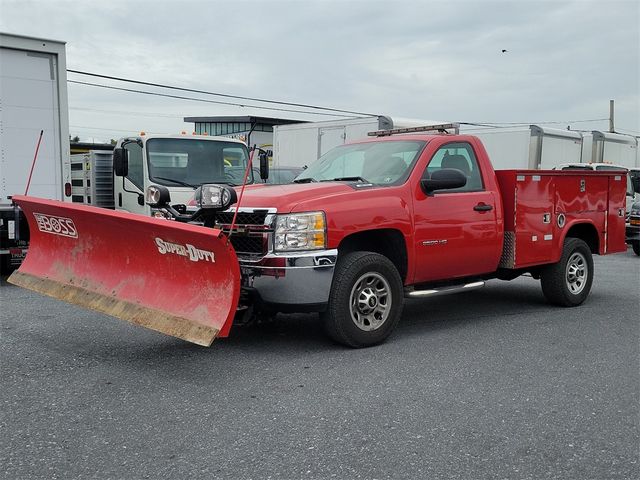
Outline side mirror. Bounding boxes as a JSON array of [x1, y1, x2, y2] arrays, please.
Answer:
[[259, 152, 269, 181], [113, 148, 128, 177], [421, 168, 467, 195]]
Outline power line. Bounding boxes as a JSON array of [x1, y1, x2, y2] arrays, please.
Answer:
[[67, 69, 378, 117], [68, 80, 359, 118], [71, 106, 184, 118], [460, 118, 608, 127], [70, 125, 163, 134], [615, 127, 640, 136]]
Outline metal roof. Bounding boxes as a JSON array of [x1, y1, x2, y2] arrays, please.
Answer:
[[183, 115, 305, 126], [0, 31, 66, 45]]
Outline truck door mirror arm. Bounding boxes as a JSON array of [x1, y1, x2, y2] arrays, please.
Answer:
[[421, 168, 467, 195]]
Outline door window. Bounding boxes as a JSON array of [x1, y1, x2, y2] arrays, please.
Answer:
[[124, 142, 144, 189], [424, 142, 484, 192]]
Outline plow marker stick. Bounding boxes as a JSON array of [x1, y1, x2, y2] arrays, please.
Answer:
[[8, 196, 241, 346], [25, 130, 44, 195]]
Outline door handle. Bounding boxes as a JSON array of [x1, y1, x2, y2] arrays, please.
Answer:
[[473, 203, 493, 212]]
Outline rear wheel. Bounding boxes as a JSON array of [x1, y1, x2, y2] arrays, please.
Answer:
[[632, 241, 640, 256], [322, 251, 403, 348], [540, 238, 594, 306]]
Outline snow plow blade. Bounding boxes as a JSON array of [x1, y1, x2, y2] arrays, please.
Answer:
[[7, 196, 241, 346]]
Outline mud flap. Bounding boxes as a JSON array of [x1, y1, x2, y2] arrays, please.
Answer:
[[7, 196, 241, 346]]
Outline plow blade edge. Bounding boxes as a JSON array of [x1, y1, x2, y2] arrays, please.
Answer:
[[8, 196, 241, 346]]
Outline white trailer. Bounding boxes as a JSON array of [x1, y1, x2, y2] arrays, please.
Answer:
[[272, 116, 445, 168], [464, 125, 583, 170], [0, 33, 70, 201], [581, 131, 638, 168], [0, 33, 69, 271]]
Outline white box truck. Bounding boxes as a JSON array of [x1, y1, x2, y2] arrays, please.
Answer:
[[581, 131, 638, 168], [272, 116, 446, 168], [0, 33, 70, 271], [464, 125, 584, 170]]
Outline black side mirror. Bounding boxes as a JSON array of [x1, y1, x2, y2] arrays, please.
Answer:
[[421, 168, 467, 195], [259, 152, 269, 181], [113, 148, 128, 177]]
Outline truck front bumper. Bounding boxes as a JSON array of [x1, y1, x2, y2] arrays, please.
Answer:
[[239, 249, 338, 310]]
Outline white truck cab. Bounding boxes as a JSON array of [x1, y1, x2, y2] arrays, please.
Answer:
[[69, 134, 253, 217]]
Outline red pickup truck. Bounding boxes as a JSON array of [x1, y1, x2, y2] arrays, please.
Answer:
[[8, 126, 628, 348]]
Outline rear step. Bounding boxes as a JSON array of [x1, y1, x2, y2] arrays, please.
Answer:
[[405, 281, 485, 298]]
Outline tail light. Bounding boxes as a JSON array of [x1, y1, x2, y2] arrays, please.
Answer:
[[64, 182, 71, 197]]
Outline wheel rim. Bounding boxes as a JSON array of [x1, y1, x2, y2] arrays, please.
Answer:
[[349, 272, 392, 331], [566, 252, 588, 295]]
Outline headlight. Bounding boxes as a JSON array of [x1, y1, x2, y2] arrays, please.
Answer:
[[145, 185, 171, 207], [274, 212, 326, 251], [199, 184, 237, 210]]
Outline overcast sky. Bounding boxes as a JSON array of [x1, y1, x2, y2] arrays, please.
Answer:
[[1, 0, 638, 142]]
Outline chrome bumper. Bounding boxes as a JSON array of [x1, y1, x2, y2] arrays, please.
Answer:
[[240, 249, 337, 308]]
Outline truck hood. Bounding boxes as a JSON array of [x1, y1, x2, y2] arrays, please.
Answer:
[[235, 182, 354, 212]]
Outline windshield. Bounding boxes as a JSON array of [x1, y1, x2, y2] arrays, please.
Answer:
[[295, 140, 426, 185], [146, 138, 252, 187], [253, 167, 304, 185]]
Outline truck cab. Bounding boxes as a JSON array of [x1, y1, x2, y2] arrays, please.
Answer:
[[112, 134, 252, 216]]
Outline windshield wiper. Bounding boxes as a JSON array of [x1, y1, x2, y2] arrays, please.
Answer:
[[293, 177, 316, 183], [152, 177, 198, 188], [323, 176, 371, 183], [152, 177, 241, 188]]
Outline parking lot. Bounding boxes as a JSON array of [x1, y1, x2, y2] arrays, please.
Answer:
[[1, 250, 638, 479]]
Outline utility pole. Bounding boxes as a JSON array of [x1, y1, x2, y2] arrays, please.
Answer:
[[609, 99, 615, 133]]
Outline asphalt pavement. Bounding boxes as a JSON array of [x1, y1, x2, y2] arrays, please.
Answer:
[[1, 250, 638, 479]]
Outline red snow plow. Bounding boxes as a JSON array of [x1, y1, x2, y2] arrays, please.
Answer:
[[7, 195, 241, 346]]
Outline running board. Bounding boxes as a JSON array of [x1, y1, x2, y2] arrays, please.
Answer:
[[405, 281, 485, 298]]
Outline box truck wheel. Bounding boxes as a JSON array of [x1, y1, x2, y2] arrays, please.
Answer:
[[540, 238, 594, 307], [322, 251, 403, 348], [633, 241, 640, 256]]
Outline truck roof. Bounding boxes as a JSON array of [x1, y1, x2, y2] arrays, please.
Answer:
[[135, 133, 248, 145]]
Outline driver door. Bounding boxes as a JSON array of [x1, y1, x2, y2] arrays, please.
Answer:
[[412, 141, 501, 283], [114, 141, 147, 215]]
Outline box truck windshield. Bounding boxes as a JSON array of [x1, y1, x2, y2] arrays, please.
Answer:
[[147, 138, 252, 187]]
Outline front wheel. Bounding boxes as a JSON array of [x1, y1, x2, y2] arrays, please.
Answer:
[[322, 251, 404, 348], [632, 241, 640, 256], [540, 238, 594, 307]]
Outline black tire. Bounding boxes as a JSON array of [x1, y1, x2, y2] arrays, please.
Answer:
[[0, 254, 13, 276], [322, 251, 404, 348], [633, 241, 640, 256], [540, 238, 594, 307]]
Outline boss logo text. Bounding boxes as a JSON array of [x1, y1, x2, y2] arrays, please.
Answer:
[[33, 213, 78, 238]]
